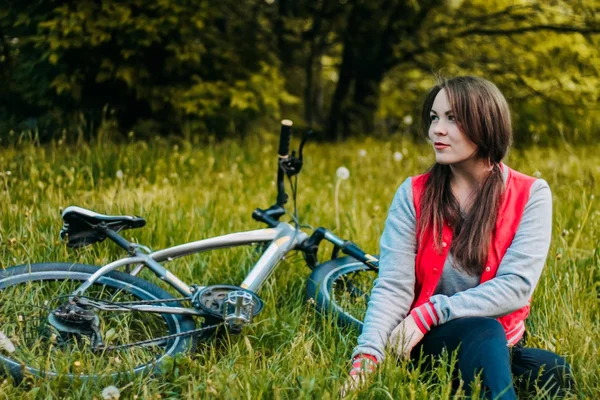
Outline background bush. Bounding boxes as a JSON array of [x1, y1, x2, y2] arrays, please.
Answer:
[[1, 0, 599, 143]]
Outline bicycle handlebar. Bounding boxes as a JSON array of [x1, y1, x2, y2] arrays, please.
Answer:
[[275, 120, 292, 206], [278, 119, 293, 158], [254, 121, 378, 271], [300, 228, 379, 270]]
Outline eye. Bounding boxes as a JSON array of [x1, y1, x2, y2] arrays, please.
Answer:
[[429, 115, 439, 121], [448, 115, 456, 122]]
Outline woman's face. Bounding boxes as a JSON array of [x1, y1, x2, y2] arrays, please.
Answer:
[[428, 89, 478, 165]]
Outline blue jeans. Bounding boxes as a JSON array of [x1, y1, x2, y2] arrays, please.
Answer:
[[409, 317, 574, 399]]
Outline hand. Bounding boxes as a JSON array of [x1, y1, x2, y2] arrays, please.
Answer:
[[388, 314, 425, 358], [340, 354, 377, 397]]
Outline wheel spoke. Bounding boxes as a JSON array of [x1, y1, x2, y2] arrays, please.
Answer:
[[307, 259, 378, 331], [332, 272, 374, 321], [0, 263, 195, 379]]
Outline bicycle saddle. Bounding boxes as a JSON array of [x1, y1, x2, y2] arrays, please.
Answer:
[[60, 206, 146, 248]]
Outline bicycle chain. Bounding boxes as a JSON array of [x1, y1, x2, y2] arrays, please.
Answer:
[[74, 296, 225, 352], [87, 296, 192, 306], [96, 322, 223, 352]]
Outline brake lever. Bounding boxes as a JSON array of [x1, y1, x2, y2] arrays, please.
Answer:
[[298, 129, 312, 160], [287, 151, 303, 176], [283, 129, 312, 177]]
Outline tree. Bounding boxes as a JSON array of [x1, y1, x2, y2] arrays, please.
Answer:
[[2, 0, 599, 144], [0, 0, 296, 139], [321, 0, 600, 140]]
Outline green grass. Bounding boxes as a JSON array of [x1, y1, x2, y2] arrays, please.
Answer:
[[0, 133, 598, 399]]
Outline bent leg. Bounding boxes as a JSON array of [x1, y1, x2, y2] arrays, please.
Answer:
[[410, 317, 516, 400], [511, 346, 574, 397]]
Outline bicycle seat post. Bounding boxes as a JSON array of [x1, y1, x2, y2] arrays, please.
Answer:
[[97, 223, 136, 255]]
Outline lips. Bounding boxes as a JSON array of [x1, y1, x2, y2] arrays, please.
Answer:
[[434, 142, 450, 149]]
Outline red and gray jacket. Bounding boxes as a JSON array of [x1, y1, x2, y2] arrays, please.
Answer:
[[409, 166, 537, 345], [352, 164, 552, 362]]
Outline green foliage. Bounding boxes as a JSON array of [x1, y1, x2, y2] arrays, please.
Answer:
[[1, 0, 599, 143], [376, 0, 600, 145], [1, 0, 295, 139]]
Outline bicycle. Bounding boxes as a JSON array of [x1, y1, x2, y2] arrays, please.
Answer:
[[0, 120, 380, 380]]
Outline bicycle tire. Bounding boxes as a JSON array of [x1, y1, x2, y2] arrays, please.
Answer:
[[0, 262, 196, 380], [305, 256, 378, 333]]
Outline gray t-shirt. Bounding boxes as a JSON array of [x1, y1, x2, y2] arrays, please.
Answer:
[[434, 253, 481, 296], [352, 169, 552, 362]]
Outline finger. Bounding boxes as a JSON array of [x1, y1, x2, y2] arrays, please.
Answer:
[[340, 376, 360, 398]]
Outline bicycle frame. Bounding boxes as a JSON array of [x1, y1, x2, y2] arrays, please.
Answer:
[[65, 120, 379, 320], [71, 222, 309, 316]]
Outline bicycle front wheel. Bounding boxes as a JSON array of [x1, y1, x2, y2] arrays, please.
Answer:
[[0, 263, 196, 380], [305, 256, 378, 332]]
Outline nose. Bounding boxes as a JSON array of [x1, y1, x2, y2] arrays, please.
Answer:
[[433, 119, 448, 136]]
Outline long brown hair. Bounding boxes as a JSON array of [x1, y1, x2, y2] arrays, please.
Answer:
[[418, 76, 512, 276]]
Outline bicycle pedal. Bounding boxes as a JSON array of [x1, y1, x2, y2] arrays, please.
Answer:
[[192, 285, 264, 328], [223, 290, 256, 332]]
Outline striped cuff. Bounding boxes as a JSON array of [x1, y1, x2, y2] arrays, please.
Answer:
[[506, 321, 526, 346], [349, 354, 378, 376], [410, 302, 439, 334]]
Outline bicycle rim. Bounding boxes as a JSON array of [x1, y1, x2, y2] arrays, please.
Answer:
[[307, 258, 377, 332], [0, 263, 195, 379]]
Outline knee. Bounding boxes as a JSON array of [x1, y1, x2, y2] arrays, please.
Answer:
[[515, 353, 575, 396], [452, 318, 508, 363], [543, 359, 575, 395], [459, 317, 506, 343]]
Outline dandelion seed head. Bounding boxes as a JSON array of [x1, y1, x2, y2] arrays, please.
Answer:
[[393, 151, 403, 162], [336, 166, 350, 180], [0, 331, 15, 353], [102, 385, 121, 400]]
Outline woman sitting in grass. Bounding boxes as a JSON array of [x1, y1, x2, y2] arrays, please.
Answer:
[[344, 76, 573, 399]]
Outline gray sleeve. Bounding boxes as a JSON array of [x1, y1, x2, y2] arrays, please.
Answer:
[[430, 179, 552, 323], [352, 178, 417, 362]]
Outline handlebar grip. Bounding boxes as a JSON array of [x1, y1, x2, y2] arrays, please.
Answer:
[[343, 243, 379, 270], [278, 119, 293, 157]]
